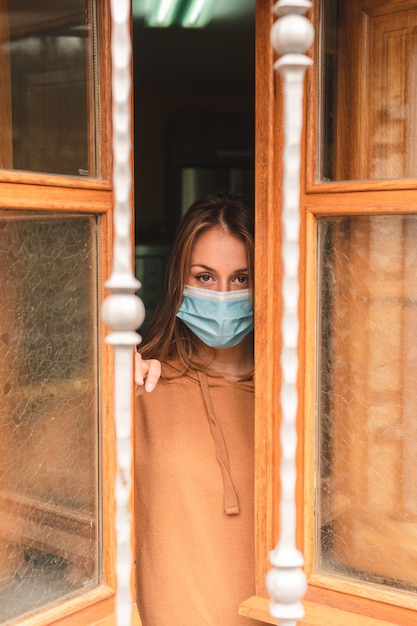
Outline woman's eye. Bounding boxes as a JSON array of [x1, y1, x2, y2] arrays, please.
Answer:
[[235, 275, 248, 285], [196, 273, 212, 283]]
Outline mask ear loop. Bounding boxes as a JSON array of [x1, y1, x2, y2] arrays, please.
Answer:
[[197, 371, 240, 515]]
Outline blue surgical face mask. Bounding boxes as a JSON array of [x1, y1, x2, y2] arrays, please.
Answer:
[[176, 285, 253, 349]]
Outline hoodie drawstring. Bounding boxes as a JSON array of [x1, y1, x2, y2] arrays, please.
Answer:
[[197, 371, 240, 515]]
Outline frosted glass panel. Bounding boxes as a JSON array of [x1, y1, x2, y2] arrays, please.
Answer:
[[319, 0, 417, 181], [317, 215, 417, 593], [0, 212, 100, 622], [0, 0, 97, 176]]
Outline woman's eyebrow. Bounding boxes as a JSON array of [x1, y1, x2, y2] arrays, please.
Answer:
[[190, 263, 248, 273], [190, 263, 215, 271]]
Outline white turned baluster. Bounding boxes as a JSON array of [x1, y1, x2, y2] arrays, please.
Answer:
[[101, 1, 145, 624], [266, 2, 314, 625]]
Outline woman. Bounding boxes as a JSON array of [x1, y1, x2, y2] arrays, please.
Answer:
[[134, 192, 260, 625]]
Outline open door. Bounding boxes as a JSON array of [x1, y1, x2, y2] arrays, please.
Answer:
[[316, 0, 417, 597], [0, 1, 139, 624], [243, 0, 417, 624]]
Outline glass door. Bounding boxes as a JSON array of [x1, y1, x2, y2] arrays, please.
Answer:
[[310, 0, 417, 618], [0, 1, 128, 624]]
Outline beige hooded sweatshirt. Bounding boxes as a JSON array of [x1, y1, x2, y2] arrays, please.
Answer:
[[134, 360, 261, 626]]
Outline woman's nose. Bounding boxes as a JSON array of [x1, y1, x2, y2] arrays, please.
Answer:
[[217, 278, 229, 292]]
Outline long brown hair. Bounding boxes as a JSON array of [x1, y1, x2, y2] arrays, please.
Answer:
[[140, 191, 254, 372]]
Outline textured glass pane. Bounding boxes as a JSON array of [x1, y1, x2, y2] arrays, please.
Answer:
[[0, 0, 97, 176], [319, 0, 417, 182], [317, 215, 417, 593], [0, 211, 100, 622]]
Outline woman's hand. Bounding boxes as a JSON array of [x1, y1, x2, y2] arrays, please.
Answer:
[[135, 352, 161, 396]]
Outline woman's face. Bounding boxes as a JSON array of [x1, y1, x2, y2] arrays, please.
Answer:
[[187, 227, 249, 292]]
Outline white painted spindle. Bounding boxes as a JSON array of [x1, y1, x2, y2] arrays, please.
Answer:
[[101, 2, 145, 624], [266, 2, 314, 625]]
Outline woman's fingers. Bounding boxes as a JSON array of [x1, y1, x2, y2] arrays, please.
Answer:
[[143, 358, 161, 392], [135, 352, 161, 395]]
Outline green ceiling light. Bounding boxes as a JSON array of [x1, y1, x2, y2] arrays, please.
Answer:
[[144, 0, 218, 28], [180, 0, 218, 28], [145, 0, 179, 27]]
